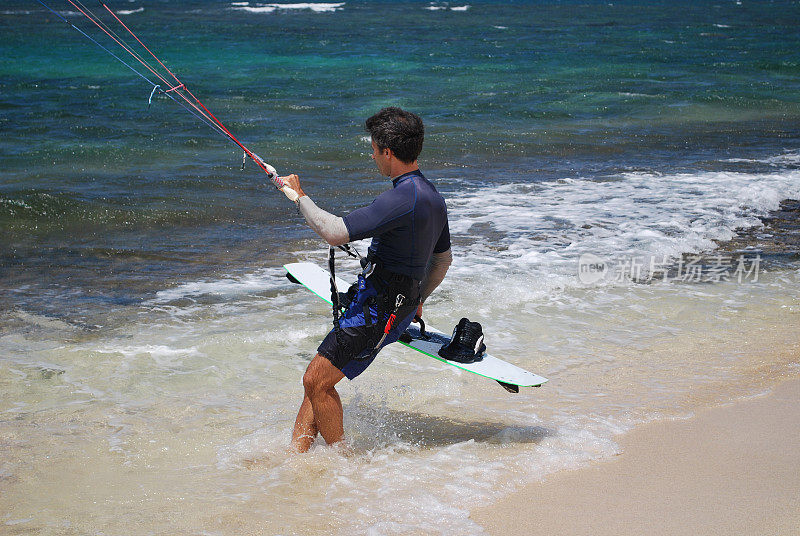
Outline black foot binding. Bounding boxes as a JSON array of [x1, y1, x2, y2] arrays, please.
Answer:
[[497, 381, 519, 394], [438, 317, 486, 363]]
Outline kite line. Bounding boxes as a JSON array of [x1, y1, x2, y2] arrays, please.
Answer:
[[34, 0, 295, 194]]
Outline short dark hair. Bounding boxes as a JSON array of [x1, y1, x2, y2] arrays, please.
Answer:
[[365, 107, 424, 164]]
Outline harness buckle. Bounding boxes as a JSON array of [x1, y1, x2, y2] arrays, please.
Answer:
[[361, 259, 375, 279]]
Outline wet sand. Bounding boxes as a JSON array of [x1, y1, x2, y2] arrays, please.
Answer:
[[472, 376, 800, 536]]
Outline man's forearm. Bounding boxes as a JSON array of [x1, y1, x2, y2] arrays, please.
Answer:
[[296, 196, 350, 246], [421, 249, 452, 303]]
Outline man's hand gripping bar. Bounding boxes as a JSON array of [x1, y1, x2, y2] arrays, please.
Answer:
[[250, 152, 300, 202]]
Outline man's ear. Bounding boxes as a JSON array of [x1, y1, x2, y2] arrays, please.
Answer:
[[384, 147, 393, 159]]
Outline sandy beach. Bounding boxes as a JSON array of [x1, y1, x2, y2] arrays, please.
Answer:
[[472, 375, 800, 536]]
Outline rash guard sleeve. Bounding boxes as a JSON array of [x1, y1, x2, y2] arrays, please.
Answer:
[[342, 185, 416, 242], [433, 220, 451, 254], [296, 196, 350, 246]]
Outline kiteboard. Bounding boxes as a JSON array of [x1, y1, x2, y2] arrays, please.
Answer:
[[284, 262, 548, 392]]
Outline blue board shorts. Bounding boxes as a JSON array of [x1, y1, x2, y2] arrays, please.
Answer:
[[317, 275, 418, 380]]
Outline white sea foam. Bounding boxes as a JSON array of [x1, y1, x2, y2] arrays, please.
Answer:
[[425, 3, 470, 10], [4, 154, 800, 536], [232, 2, 345, 13], [215, 391, 626, 535], [445, 169, 800, 292], [618, 91, 660, 98], [233, 5, 276, 13], [144, 165, 800, 335], [279, 2, 344, 10], [149, 266, 289, 302], [115, 7, 144, 15], [0, 198, 34, 210], [94, 344, 201, 367], [725, 150, 800, 166]]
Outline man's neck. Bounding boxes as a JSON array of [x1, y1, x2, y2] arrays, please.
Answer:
[[389, 160, 419, 180]]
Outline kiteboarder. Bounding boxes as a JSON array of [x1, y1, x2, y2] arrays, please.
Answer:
[[277, 107, 453, 452]]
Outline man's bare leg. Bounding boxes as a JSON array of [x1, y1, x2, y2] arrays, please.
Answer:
[[290, 393, 318, 452], [291, 354, 345, 453]]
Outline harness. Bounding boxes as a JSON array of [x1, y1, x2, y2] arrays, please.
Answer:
[[328, 245, 421, 360]]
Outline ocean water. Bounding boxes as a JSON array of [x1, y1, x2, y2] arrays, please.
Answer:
[[2, 1, 800, 534]]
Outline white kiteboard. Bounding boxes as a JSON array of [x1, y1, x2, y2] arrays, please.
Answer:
[[284, 262, 548, 392]]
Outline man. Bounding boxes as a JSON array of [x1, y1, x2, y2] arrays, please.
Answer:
[[276, 107, 452, 453]]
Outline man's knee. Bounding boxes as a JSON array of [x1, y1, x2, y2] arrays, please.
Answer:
[[303, 354, 342, 395], [302, 368, 319, 395]]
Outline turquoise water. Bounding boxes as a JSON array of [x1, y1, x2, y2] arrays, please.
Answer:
[[2, 0, 799, 319], [2, 3, 800, 535]]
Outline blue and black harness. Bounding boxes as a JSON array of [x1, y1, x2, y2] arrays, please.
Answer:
[[328, 244, 420, 362]]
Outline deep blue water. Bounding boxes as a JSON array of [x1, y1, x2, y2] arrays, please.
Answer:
[[1, 0, 799, 319]]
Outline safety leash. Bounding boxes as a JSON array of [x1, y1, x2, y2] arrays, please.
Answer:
[[367, 293, 406, 357], [327, 246, 345, 351]]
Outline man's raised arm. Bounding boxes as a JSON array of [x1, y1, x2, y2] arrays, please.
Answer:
[[278, 173, 349, 246]]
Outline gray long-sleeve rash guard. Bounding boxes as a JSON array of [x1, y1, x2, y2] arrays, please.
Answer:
[[296, 196, 350, 246]]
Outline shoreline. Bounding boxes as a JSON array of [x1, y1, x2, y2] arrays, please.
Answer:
[[471, 375, 800, 536]]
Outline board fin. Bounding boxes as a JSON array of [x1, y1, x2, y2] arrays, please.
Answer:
[[286, 271, 301, 284], [496, 381, 519, 394], [414, 315, 431, 340]]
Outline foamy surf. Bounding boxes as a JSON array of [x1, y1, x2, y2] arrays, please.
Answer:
[[149, 266, 291, 303], [4, 0, 800, 528], [725, 149, 800, 166], [6, 145, 800, 532], [115, 7, 143, 15], [230, 2, 345, 13], [443, 168, 800, 300], [426, 3, 470, 11]]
